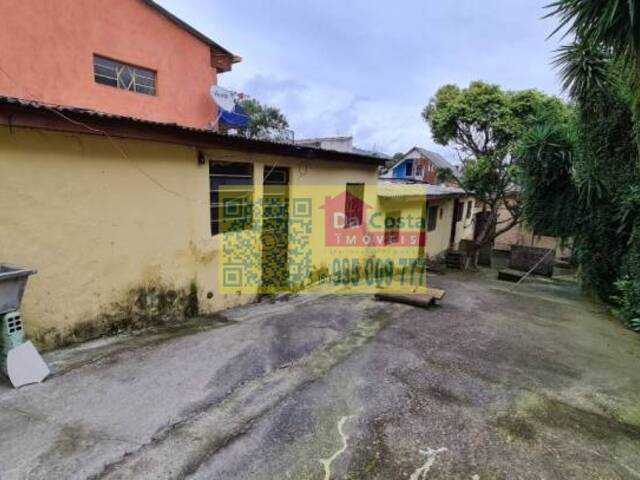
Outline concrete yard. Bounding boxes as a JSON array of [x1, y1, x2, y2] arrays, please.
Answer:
[[1, 270, 640, 479]]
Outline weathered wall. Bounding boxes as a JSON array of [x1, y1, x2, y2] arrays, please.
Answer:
[[455, 197, 476, 247], [0, 126, 378, 348], [494, 204, 570, 257], [0, 0, 219, 128], [425, 196, 475, 258], [377, 195, 476, 261]]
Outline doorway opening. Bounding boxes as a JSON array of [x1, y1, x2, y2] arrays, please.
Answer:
[[261, 166, 290, 292]]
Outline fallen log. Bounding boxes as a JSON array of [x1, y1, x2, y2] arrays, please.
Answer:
[[374, 293, 437, 309]]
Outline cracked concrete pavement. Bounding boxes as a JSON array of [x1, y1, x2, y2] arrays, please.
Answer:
[[1, 269, 639, 479]]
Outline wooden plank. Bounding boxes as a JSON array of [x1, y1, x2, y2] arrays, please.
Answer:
[[374, 293, 436, 309], [422, 287, 446, 300]]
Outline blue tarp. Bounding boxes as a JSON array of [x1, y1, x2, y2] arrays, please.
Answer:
[[220, 104, 249, 128]]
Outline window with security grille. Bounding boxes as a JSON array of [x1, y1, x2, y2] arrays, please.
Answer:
[[209, 162, 254, 236], [94, 55, 156, 96]]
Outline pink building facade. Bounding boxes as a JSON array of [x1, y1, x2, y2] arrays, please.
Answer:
[[0, 0, 239, 128]]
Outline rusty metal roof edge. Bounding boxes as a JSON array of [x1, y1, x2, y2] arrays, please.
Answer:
[[0, 95, 385, 166]]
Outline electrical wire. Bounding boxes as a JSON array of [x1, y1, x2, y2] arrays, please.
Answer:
[[0, 64, 210, 205]]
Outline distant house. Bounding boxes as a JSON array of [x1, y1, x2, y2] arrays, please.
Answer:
[[381, 147, 458, 184], [377, 182, 476, 259]]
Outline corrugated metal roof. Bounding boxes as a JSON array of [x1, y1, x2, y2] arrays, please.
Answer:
[[0, 95, 386, 166], [377, 180, 468, 199]]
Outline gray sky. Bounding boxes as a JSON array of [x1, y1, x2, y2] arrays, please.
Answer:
[[158, 0, 565, 159]]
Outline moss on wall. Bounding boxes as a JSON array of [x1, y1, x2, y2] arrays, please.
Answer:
[[31, 280, 200, 351]]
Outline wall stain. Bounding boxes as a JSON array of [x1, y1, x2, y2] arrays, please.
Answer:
[[31, 280, 200, 351]]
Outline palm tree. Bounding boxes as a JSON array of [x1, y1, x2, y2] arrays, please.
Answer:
[[547, 0, 640, 60], [552, 41, 613, 102], [547, 0, 640, 148]]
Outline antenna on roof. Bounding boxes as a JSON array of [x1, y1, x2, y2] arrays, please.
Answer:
[[210, 85, 249, 131]]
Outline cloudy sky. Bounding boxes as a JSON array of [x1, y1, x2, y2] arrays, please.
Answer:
[[159, 0, 565, 160]]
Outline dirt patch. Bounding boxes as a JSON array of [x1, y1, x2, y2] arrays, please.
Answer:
[[495, 394, 640, 444]]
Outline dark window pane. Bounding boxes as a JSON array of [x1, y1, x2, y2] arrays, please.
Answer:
[[93, 55, 156, 96], [405, 161, 413, 177], [135, 75, 155, 87], [95, 75, 117, 88], [135, 85, 155, 96], [210, 162, 253, 176], [209, 161, 254, 236], [94, 64, 116, 78], [428, 206, 438, 232], [211, 177, 253, 187], [264, 167, 288, 184], [134, 67, 155, 78], [94, 56, 117, 70]]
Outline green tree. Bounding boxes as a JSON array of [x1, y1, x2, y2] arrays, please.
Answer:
[[547, 0, 640, 63], [423, 81, 571, 253], [547, 0, 640, 147], [236, 98, 291, 141], [518, 45, 640, 329]]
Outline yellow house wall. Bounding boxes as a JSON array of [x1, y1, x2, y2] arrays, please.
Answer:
[[204, 148, 381, 284], [377, 197, 425, 265], [0, 126, 378, 348], [377, 195, 477, 261], [424, 196, 475, 259]]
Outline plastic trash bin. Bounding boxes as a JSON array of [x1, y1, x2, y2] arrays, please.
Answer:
[[0, 264, 37, 314]]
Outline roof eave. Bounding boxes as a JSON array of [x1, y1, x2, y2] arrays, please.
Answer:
[[141, 0, 239, 71], [0, 96, 385, 167]]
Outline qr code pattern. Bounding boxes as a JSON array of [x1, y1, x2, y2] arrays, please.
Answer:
[[221, 200, 261, 289], [221, 197, 313, 292], [288, 199, 313, 289]]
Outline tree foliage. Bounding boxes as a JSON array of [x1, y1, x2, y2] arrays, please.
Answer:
[[236, 98, 290, 141], [516, 123, 578, 239], [518, 30, 640, 328], [423, 81, 571, 250], [547, 0, 640, 148], [547, 0, 640, 60]]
